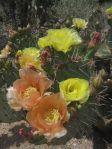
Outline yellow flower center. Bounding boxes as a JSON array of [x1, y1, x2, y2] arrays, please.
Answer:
[[66, 84, 77, 94], [23, 87, 37, 98], [45, 109, 61, 124], [69, 86, 76, 92]]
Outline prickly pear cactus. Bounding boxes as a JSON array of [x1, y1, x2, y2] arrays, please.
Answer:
[[0, 0, 111, 141], [38, 32, 107, 137]]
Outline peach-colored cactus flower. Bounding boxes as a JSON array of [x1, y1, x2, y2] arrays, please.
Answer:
[[26, 93, 69, 140], [7, 68, 53, 111]]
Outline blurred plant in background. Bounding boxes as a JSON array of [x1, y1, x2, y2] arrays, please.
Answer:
[[50, 0, 97, 22]]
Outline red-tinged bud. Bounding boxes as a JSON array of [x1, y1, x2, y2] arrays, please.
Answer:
[[41, 48, 50, 58], [93, 32, 101, 43], [88, 32, 101, 48], [41, 48, 51, 64], [19, 128, 28, 138]]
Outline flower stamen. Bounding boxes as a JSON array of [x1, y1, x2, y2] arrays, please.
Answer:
[[45, 109, 61, 124], [23, 87, 37, 99]]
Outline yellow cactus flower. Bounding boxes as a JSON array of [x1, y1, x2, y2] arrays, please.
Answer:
[[38, 36, 51, 49], [38, 28, 82, 53], [59, 78, 90, 104], [16, 47, 42, 70], [48, 28, 82, 53], [105, 6, 112, 16], [72, 18, 88, 29]]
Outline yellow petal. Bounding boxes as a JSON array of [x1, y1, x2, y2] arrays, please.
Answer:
[[38, 36, 51, 48], [72, 18, 88, 29], [59, 78, 90, 104], [16, 47, 42, 70], [48, 28, 82, 53], [37, 28, 82, 53]]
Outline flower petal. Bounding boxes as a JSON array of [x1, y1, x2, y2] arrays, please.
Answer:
[[27, 93, 68, 137], [6, 87, 22, 111], [59, 78, 90, 104], [19, 69, 40, 87], [44, 126, 67, 140], [22, 91, 41, 110], [16, 47, 42, 70], [13, 79, 29, 94], [38, 76, 53, 95]]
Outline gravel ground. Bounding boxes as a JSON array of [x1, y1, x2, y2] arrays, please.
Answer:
[[0, 120, 93, 149]]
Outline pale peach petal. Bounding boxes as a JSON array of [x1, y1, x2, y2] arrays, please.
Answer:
[[7, 87, 16, 100], [45, 126, 67, 140], [19, 69, 40, 86], [38, 77, 53, 95], [13, 79, 29, 94], [8, 100, 22, 111], [22, 91, 41, 110], [6, 87, 22, 111]]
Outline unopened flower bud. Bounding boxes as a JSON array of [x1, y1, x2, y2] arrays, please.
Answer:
[[93, 74, 103, 88], [89, 84, 96, 96], [41, 48, 51, 64], [99, 69, 107, 79], [88, 32, 101, 48], [19, 128, 28, 138]]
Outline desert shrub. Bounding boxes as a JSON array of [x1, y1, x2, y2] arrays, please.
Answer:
[[50, 0, 97, 21]]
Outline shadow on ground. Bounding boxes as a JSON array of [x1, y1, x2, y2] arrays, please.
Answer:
[[0, 123, 27, 149]]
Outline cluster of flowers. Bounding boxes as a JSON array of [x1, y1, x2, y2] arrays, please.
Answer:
[[6, 18, 96, 141]]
